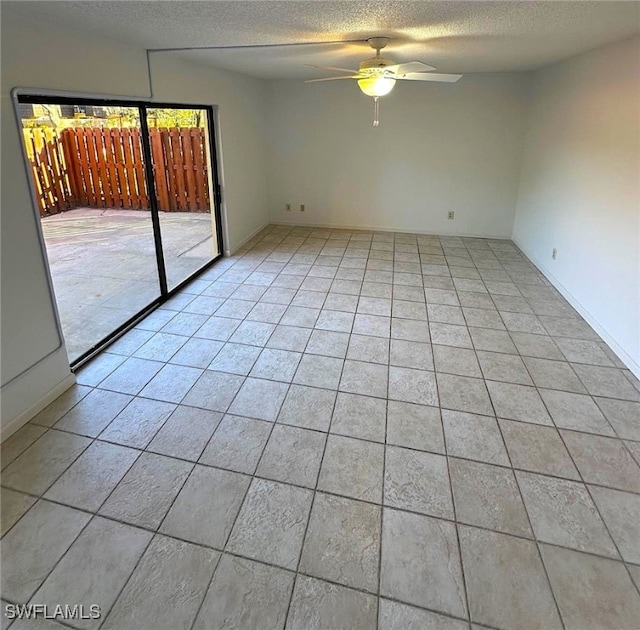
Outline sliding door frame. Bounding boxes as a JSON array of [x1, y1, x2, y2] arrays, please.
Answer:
[[16, 94, 225, 370]]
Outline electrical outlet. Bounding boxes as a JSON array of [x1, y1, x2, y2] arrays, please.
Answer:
[[300, 204, 305, 212], [286, 203, 291, 212], [447, 211, 455, 220], [552, 248, 557, 260]]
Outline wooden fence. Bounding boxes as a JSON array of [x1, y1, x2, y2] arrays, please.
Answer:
[[22, 127, 211, 216]]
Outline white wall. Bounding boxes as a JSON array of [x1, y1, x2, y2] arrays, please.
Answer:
[[0, 12, 269, 437], [513, 36, 640, 376], [266, 73, 530, 237]]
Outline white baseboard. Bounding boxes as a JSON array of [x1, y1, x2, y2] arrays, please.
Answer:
[[269, 219, 511, 241], [224, 221, 271, 256], [512, 236, 640, 379], [1, 372, 76, 442]]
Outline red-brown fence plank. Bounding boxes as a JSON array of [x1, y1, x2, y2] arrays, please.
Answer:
[[84, 130, 103, 207], [161, 129, 177, 211], [149, 129, 169, 211], [192, 128, 209, 211], [42, 129, 68, 212], [100, 128, 115, 207], [25, 130, 48, 215], [110, 128, 130, 208], [172, 128, 187, 210], [181, 129, 197, 210], [62, 130, 84, 206], [22, 128, 74, 215], [121, 129, 139, 208], [61, 130, 81, 206], [132, 129, 150, 208], [92, 129, 111, 208]]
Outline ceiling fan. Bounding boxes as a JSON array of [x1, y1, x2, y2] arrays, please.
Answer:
[[306, 37, 462, 126]]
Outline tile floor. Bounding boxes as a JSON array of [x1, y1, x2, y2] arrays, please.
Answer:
[[2, 224, 640, 629]]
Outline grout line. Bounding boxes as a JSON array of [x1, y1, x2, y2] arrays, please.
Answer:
[[281, 302, 352, 628], [428, 300, 473, 625], [489, 372, 567, 628], [376, 324, 391, 626], [186, 362, 291, 630]]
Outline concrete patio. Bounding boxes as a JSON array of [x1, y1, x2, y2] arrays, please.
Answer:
[[41, 208, 217, 362]]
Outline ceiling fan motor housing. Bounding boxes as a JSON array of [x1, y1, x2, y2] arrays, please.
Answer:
[[359, 57, 395, 73]]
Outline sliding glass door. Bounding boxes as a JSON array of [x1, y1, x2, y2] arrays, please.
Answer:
[[17, 96, 223, 367], [145, 107, 220, 290]]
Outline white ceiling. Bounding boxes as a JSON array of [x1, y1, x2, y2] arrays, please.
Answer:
[[4, 1, 640, 78]]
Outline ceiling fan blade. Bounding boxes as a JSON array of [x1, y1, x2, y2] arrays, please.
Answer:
[[396, 72, 463, 83], [386, 61, 437, 74], [305, 75, 361, 83], [307, 64, 360, 75]]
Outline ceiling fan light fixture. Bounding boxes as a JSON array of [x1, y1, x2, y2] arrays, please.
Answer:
[[357, 76, 396, 97]]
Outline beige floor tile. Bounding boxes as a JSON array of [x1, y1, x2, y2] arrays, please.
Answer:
[[193, 554, 294, 630], [459, 526, 561, 630], [101, 535, 219, 630], [44, 441, 139, 512], [54, 389, 132, 437], [385, 446, 453, 518], [199, 414, 271, 474], [331, 392, 386, 442], [378, 599, 468, 630], [228, 377, 289, 421], [589, 485, 640, 564], [380, 508, 467, 617], [561, 430, 640, 493], [540, 544, 640, 630], [99, 452, 192, 529], [277, 384, 336, 431], [300, 493, 380, 591], [450, 458, 531, 537], [386, 401, 444, 453], [98, 397, 176, 448], [256, 424, 325, 487], [31, 517, 151, 630], [433, 345, 482, 378], [146, 405, 222, 461], [517, 471, 617, 556], [389, 366, 438, 406], [443, 410, 510, 465], [339, 360, 388, 398], [0, 488, 36, 537], [487, 381, 552, 425], [160, 465, 249, 547], [2, 430, 91, 495], [437, 374, 493, 416], [286, 576, 377, 630], [1, 501, 91, 602], [28, 385, 92, 428], [1, 424, 47, 470], [499, 419, 579, 479], [389, 339, 433, 370], [226, 478, 313, 569], [318, 435, 384, 503]]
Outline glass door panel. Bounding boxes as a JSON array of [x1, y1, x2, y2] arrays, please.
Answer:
[[145, 107, 220, 291], [20, 102, 161, 362]]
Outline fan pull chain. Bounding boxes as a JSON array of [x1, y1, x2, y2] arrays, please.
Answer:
[[373, 96, 379, 127]]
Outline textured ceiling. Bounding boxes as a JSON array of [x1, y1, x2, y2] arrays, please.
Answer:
[[3, 1, 640, 78]]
